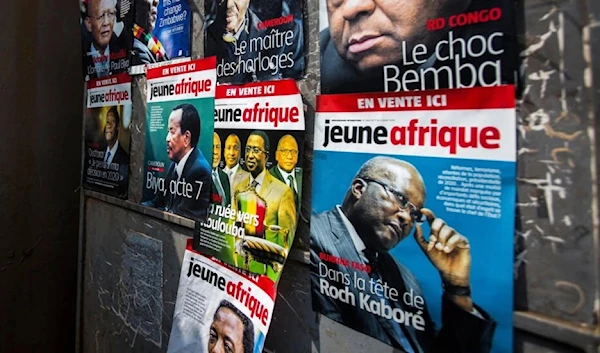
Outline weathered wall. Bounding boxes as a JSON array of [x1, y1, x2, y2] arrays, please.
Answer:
[[80, 0, 600, 353], [0, 1, 83, 353]]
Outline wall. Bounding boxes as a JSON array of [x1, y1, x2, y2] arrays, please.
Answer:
[[0, 1, 83, 353], [79, 0, 600, 353]]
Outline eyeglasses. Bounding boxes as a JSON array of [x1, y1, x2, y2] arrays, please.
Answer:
[[245, 146, 266, 155], [93, 10, 117, 22], [360, 177, 423, 222], [277, 149, 298, 157]]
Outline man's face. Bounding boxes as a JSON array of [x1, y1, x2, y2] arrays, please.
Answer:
[[224, 135, 241, 169], [86, 0, 116, 50], [244, 134, 267, 177], [136, 0, 159, 32], [213, 133, 222, 168], [351, 164, 425, 252], [327, 0, 469, 72], [275, 136, 298, 173], [104, 111, 118, 145], [208, 307, 245, 353], [165, 109, 189, 163], [224, 0, 250, 34]]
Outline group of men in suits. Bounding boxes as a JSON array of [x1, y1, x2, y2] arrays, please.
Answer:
[[211, 131, 301, 212], [211, 131, 300, 253]]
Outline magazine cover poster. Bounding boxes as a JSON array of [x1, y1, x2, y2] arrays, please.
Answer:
[[194, 80, 304, 283], [80, 0, 133, 80], [319, 0, 517, 93], [83, 73, 132, 198], [167, 239, 276, 353], [141, 57, 217, 221], [131, 0, 191, 66], [311, 86, 516, 352], [205, 0, 305, 84]]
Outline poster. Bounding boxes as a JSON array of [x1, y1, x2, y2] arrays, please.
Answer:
[[310, 86, 515, 352], [194, 79, 304, 282], [141, 57, 217, 221], [80, 0, 132, 79], [205, 0, 305, 84], [167, 239, 276, 353], [131, 0, 191, 66], [83, 73, 132, 198], [319, 0, 517, 93]]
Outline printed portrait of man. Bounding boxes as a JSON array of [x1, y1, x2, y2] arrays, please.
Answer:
[[205, 0, 304, 83], [222, 134, 250, 195], [319, 0, 512, 93], [208, 300, 254, 353], [232, 131, 296, 251], [132, 0, 169, 65], [82, 0, 125, 78], [310, 156, 495, 352], [103, 106, 129, 168], [211, 132, 231, 206], [142, 104, 212, 220], [269, 134, 301, 212]]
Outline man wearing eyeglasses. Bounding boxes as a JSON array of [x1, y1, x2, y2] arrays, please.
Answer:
[[83, 0, 125, 78], [310, 156, 494, 352], [232, 131, 296, 259], [269, 135, 302, 212]]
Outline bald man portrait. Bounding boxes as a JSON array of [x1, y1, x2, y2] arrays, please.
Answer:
[[269, 134, 302, 212], [81, 0, 127, 78], [142, 104, 212, 220], [310, 156, 495, 352]]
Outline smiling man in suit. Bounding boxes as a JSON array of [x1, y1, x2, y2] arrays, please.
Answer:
[[233, 131, 296, 266], [269, 134, 301, 213], [310, 156, 495, 352]]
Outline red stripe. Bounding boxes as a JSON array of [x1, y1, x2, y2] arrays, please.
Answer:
[[185, 240, 277, 299], [317, 85, 515, 112], [147, 56, 217, 79], [87, 72, 131, 89], [216, 79, 299, 99]]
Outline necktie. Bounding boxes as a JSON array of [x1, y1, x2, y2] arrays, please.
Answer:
[[287, 174, 299, 208], [104, 151, 111, 163], [212, 170, 226, 204], [250, 179, 258, 191]]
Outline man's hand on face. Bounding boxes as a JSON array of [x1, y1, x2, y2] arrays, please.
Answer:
[[414, 208, 474, 311], [414, 208, 471, 287]]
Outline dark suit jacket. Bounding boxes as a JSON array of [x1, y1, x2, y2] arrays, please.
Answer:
[[211, 167, 231, 206], [268, 166, 302, 212], [111, 143, 130, 198], [144, 148, 212, 221], [310, 208, 496, 353], [82, 34, 126, 79], [132, 38, 157, 65]]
